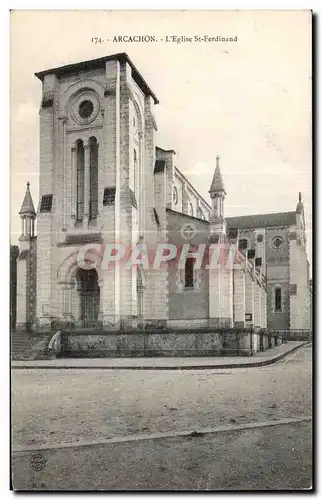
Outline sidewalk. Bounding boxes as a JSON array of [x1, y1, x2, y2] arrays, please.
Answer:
[[11, 341, 310, 370]]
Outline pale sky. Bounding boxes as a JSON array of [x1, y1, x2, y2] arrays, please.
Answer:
[[10, 10, 312, 268]]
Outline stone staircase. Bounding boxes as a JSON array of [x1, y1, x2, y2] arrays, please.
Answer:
[[11, 330, 51, 360], [11, 330, 32, 360]]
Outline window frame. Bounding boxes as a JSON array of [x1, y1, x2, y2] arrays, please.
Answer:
[[274, 287, 282, 312], [89, 137, 99, 222], [184, 257, 195, 289], [76, 139, 85, 221]]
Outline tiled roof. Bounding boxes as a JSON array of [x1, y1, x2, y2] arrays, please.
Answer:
[[225, 211, 297, 230]]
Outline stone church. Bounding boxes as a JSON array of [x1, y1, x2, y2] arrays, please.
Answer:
[[16, 53, 311, 334]]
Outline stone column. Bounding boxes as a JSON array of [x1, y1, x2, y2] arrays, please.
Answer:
[[150, 164, 168, 327], [98, 277, 115, 328], [261, 286, 267, 329], [102, 63, 120, 327], [254, 281, 262, 329], [25, 218, 31, 237], [208, 243, 221, 327], [138, 131, 145, 237], [16, 254, 27, 328], [245, 268, 254, 330], [61, 118, 67, 231], [83, 142, 90, 226], [233, 266, 246, 328], [221, 266, 233, 327], [62, 284, 73, 325], [71, 286, 80, 326], [70, 146, 77, 224], [118, 65, 134, 330]]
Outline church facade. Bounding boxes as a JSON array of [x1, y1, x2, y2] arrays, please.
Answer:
[[16, 53, 311, 334]]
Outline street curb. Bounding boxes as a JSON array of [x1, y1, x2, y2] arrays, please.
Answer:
[[11, 341, 311, 370], [12, 415, 312, 454]]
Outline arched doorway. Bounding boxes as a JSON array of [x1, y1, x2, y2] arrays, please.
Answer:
[[76, 268, 100, 327]]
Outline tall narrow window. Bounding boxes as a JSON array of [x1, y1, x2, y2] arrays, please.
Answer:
[[185, 257, 194, 289], [133, 149, 138, 203], [275, 287, 282, 312], [76, 139, 84, 221], [89, 137, 98, 221]]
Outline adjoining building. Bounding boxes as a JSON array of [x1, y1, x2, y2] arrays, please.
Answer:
[[16, 53, 311, 334]]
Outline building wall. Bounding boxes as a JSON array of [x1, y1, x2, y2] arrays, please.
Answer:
[[167, 210, 209, 324], [62, 329, 271, 357], [289, 227, 311, 329], [19, 57, 310, 335], [34, 58, 163, 329], [16, 236, 37, 329], [237, 226, 291, 330], [266, 227, 290, 329], [237, 229, 256, 251], [30, 238, 37, 325], [172, 175, 184, 213], [172, 168, 211, 220]]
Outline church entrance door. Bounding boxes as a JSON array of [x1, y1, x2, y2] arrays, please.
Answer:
[[76, 268, 100, 328]]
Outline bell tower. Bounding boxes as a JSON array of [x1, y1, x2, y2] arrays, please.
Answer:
[[34, 53, 159, 330]]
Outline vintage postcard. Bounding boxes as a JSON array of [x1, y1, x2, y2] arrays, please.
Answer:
[[10, 10, 312, 491]]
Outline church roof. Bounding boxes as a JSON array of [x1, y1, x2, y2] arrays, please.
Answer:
[[35, 52, 159, 104], [156, 146, 176, 154], [19, 182, 36, 215], [225, 211, 298, 230]]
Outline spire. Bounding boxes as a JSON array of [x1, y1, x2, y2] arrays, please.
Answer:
[[209, 155, 226, 196], [19, 182, 36, 216], [296, 191, 304, 213]]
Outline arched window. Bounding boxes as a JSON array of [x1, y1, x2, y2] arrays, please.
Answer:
[[239, 239, 248, 251], [185, 257, 194, 289], [173, 186, 178, 205], [189, 203, 194, 217], [197, 207, 204, 220], [133, 149, 138, 201], [275, 287, 282, 312], [89, 137, 98, 221], [76, 139, 84, 221]]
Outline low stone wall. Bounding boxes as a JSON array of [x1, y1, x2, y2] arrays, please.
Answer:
[[50, 329, 277, 358]]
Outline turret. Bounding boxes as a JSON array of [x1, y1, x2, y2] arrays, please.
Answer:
[[209, 155, 227, 240], [295, 191, 306, 245], [296, 192, 304, 214], [19, 182, 36, 240], [209, 154, 226, 220]]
